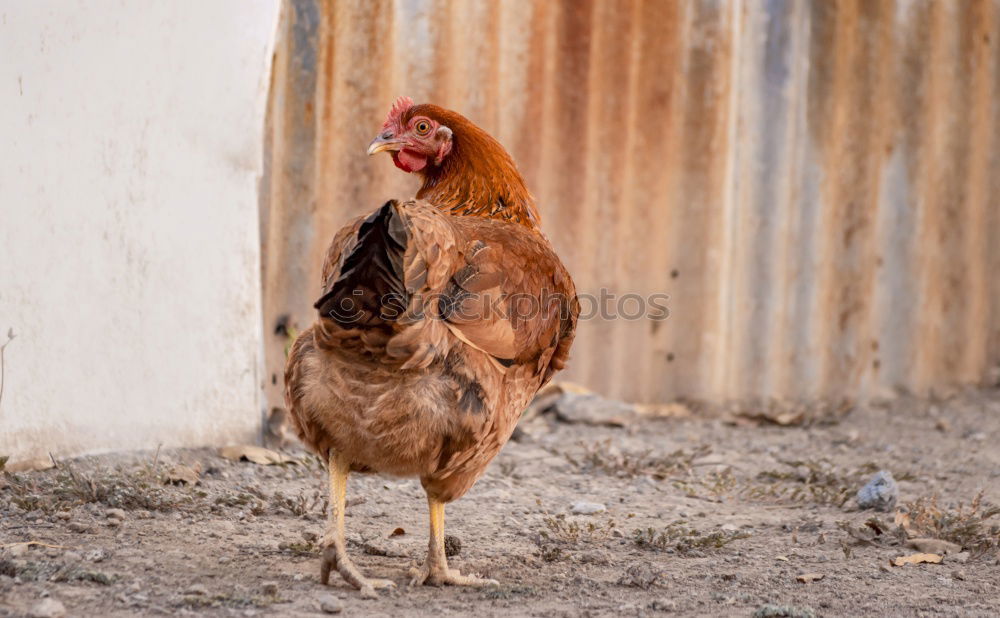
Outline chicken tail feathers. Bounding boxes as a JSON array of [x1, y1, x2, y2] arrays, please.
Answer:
[[315, 200, 409, 329]]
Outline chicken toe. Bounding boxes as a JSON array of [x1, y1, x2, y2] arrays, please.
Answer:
[[409, 563, 498, 588]]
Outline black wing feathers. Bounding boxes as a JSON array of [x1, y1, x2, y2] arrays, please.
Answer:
[[314, 201, 409, 328]]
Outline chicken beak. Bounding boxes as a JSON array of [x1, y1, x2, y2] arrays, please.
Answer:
[[367, 135, 407, 156]]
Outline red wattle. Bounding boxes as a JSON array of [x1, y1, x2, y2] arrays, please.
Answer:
[[395, 149, 428, 173]]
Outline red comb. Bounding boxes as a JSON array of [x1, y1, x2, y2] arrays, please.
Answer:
[[383, 96, 414, 127]]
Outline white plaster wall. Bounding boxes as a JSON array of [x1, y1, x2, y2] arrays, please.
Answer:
[[0, 1, 280, 460]]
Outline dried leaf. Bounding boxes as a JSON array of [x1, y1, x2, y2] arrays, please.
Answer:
[[733, 411, 804, 427], [796, 573, 824, 583], [6, 457, 55, 473], [865, 518, 886, 536], [389, 527, 405, 537], [164, 463, 201, 486], [893, 509, 912, 533], [891, 552, 943, 567], [219, 445, 294, 465]]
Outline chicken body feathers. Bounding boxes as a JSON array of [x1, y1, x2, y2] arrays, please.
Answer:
[[285, 199, 576, 502]]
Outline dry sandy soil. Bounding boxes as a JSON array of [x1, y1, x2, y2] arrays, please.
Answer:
[[2, 389, 1000, 617]]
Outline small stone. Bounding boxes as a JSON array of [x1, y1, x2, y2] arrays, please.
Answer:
[[650, 598, 676, 612], [856, 471, 898, 512], [106, 519, 121, 528], [29, 598, 66, 618], [292, 573, 304, 582], [571, 501, 607, 515], [185, 584, 208, 596], [301, 531, 318, 543], [85, 549, 108, 563], [720, 523, 738, 532], [444, 535, 462, 557], [952, 570, 967, 581], [261, 581, 279, 596], [949, 551, 971, 564], [105, 509, 126, 521], [67, 522, 90, 533], [319, 594, 344, 613]]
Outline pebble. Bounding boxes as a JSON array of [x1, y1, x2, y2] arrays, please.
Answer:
[[856, 470, 898, 512], [319, 594, 344, 614], [720, 523, 738, 532], [302, 531, 318, 543], [261, 581, 279, 596], [571, 501, 607, 515], [185, 584, 209, 596], [106, 508, 126, 521], [444, 535, 462, 557], [84, 549, 109, 562], [650, 598, 677, 612], [28, 599, 66, 618], [67, 522, 90, 534]]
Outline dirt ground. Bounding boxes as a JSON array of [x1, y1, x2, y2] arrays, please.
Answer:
[[2, 389, 1000, 617]]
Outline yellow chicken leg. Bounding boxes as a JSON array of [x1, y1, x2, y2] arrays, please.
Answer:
[[409, 494, 499, 587], [319, 453, 396, 598]]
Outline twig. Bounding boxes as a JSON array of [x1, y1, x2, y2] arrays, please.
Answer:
[[0, 328, 14, 411], [0, 541, 71, 550]]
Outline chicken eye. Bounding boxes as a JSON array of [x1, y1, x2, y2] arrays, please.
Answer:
[[414, 120, 431, 136]]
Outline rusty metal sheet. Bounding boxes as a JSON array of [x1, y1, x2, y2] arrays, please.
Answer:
[[261, 0, 1000, 404]]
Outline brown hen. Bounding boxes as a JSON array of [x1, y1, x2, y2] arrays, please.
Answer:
[[284, 98, 577, 596]]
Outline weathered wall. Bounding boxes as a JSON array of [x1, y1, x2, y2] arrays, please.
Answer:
[[262, 0, 1000, 404], [0, 1, 281, 460]]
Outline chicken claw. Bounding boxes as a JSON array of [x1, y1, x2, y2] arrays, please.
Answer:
[[320, 543, 396, 598], [408, 564, 498, 588]]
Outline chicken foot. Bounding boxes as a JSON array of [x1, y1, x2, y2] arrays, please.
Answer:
[[320, 453, 396, 598], [409, 494, 499, 587]]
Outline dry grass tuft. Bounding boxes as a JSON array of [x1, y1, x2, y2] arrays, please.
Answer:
[[540, 512, 616, 545], [634, 521, 749, 555], [533, 501, 617, 562], [673, 468, 738, 500], [564, 439, 710, 480], [904, 492, 1000, 555], [3, 461, 186, 514]]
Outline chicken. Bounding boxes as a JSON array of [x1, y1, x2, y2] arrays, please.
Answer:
[[284, 97, 577, 596]]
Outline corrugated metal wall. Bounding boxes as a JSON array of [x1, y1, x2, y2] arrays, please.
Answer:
[[261, 0, 1000, 406]]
